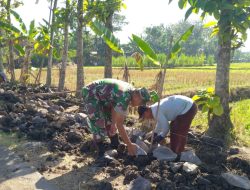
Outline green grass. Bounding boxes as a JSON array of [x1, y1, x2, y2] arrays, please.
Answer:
[[192, 99, 250, 146], [0, 132, 26, 149]]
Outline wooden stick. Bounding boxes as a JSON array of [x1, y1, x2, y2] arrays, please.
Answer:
[[150, 36, 173, 149]]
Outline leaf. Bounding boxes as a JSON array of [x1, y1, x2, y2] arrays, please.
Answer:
[[207, 87, 215, 94], [89, 20, 124, 54], [178, 0, 187, 9], [203, 21, 217, 28], [0, 21, 20, 33], [14, 44, 25, 56], [210, 27, 219, 37], [185, 7, 193, 21], [221, 3, 235, 10], [192, 95, 201, 101], [10, 10, 27, 34], [170, 25, 194, 58], [131, 34, 160, 66], [213, 105, 224, 116], [131, 52, 144, 71], [202, 105, 209, 113]]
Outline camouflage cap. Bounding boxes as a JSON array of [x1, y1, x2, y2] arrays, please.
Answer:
[[138, 87, 150, 103]]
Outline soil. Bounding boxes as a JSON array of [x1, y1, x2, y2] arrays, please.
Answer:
[[0, 82, 250, 190]]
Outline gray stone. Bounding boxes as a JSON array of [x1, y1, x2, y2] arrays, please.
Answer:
[[136, 139, 149, 153], [197, 176, 211, 185], [221, 173, 250, 189], [180, 150, 202, 165], [127, 176, 151, 190], [105, 149, 118, 158], [153, 146, 177, 161], [170, 162, 183, 173], [136, 144, 147, 156], [182, 162, 198, 174]]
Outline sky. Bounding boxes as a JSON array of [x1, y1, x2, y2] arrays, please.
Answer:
[[15, 0, 250, 52]]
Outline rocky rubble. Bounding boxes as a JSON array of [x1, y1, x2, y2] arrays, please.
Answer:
[[0, 82, 250, 190]]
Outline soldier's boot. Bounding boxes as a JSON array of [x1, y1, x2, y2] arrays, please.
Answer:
[[109, 134, 120, 149]]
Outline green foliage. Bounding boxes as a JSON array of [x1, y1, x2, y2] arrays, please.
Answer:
[[174, 0, 250, 49], [192, 87, 224, 116], [131, 34, 160, 66], [170, 25, 194, 59], [89, 20, 124, 54]]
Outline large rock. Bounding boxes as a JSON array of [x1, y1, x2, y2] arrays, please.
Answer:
[[221, 173, 250, 189], [136, 139, 149, 153], [170, 162, 183, 173], [153, 146, 177, 161], [182, 162, 198, 174], [128, 176, 151, 190], [180, 150, 202, 165]]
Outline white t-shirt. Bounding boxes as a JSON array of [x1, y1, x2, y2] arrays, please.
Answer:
[[150, 95, 194, 137]]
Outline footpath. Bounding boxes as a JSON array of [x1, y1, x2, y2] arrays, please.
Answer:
[[0, 145, 59, 190]]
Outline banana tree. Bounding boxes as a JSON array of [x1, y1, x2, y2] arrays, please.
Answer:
[[131, 26, 194, 147], [34, 21, 51, 84], [10, 10, 39, 83]]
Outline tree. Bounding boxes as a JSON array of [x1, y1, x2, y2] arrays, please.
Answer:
[[175, 0, 250, 142], [91, 0, 125, 78], [2, 0, 22, 81], [75, 0, 84, 97], [58, 0, 72, 91], [46, 0, 58, 87]]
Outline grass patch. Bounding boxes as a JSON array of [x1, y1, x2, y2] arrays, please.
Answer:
[[191, 99, 250, 147], [231, 99, 250, 146], [0, 132, 26, 149]]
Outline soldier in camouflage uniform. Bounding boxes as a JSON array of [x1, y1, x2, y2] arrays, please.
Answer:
[[82, 78, 151, 156]]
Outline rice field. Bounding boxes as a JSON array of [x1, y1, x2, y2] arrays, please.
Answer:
[[17, 63, 250, 95]]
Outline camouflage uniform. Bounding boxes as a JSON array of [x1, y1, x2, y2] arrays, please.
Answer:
[[82, 79, 135, 139]]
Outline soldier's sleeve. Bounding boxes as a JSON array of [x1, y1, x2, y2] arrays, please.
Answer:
[[113, 93, 130, 116]]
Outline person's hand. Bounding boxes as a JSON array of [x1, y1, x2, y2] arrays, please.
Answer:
[[127, 143, 137, 156], [153, 135, 164, 144]]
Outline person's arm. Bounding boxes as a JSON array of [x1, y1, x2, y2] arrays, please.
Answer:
[[155, 113, 170, 138], [112, 110, 137, 156]]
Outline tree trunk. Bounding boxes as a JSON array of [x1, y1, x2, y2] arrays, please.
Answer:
[[104, 13, 113, 78], [35, 58, 45, 84], [20, 49, 31, 83], [58, 3, 69, 92], [76, 0, 84, 97], [7, 0, 15, 81], [46, 0, 58, 87], [0, 37, 4, 72], [208, 7, 233, 142]]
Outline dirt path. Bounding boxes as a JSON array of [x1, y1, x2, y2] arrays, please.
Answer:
[[0, 145, 59, 190]]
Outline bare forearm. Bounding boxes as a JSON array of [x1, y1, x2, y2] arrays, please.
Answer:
[[117, 124, 132, 146]]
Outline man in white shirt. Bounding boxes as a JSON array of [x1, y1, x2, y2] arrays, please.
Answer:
[[137, 95, 197, 154]]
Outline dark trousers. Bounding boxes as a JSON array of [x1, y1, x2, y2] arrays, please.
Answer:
[[170, 103, 198, 154]]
